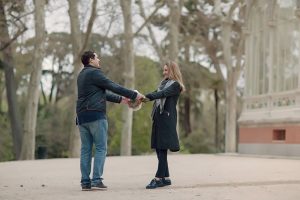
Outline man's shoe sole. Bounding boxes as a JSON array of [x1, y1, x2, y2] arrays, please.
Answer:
[[91, 187, 107, 190], [82, 188, 92, 191]]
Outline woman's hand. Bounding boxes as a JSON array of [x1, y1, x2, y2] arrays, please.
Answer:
[[141, 97, 150, 103]]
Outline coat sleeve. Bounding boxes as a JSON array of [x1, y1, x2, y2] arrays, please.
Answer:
[[145, 82, 181, 101], [93, 70, 137, 100], [106, 91, 122, 103]]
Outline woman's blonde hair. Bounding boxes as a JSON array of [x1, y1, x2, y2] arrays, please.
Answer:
[[165, 61, 186, 92]]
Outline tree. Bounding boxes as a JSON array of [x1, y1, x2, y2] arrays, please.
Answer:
[[215, 0, 254, 152], [120, 0, 134, 156], [0, 0, 27, 159], [67, 0, 98, 157], [43, 32, 73, 104], [20, 0, 46, 160], [167, 0, 182, 62], [166, 0, 183, 137], [136, 0, 166, 63], [67, 0, 83, 158]]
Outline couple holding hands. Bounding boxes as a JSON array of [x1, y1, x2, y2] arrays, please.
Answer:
[[76, 51, 185, 191]]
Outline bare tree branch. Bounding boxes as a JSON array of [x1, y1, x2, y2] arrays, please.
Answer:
[[0, 27, 27, 51], [9, 10, 34, 22], [79, 0, 98, 56], [236, 0, 256, 77], [137, 0, 165, 62], [222, 0, 243, 70], [226, 0, 243, 22], [134, 0, 165, 37], [104, 11, 117, 38]]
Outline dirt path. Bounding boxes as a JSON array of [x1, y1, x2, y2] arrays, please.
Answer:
[[1, 154, 300, 200]]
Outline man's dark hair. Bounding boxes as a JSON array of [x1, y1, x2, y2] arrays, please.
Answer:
[[81, 50, 95, 65]]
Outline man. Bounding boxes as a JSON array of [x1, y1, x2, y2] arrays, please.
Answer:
[[76, 50, 143, 191]]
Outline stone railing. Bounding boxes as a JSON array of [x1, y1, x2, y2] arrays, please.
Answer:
[[243, 89, 300, 111], [239, 89, 300, 124]]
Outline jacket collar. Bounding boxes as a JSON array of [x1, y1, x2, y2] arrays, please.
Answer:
[[84, 64, 101, 70]]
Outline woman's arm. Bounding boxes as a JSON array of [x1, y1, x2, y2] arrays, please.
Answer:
[[145, 82, 181, 101]]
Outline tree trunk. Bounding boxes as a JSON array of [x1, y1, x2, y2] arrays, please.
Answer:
[[67, 0, 98, 157], [225, 72, 238, 152], [20, 0, 46, 160], [0, 59, 23, 159], [0, 72, 3, 113], [220, 1, 245, 153], [183, 96, 192, 136], [120, 0, 134, 156], [167, 0, 181, 62], [183, 43, 191, 137], [67, 0, 82, 158], [222, 28, 238, 153], [214, 89, 220, 152], [167, 0, 182, 137], [0, 0, 23, 159]]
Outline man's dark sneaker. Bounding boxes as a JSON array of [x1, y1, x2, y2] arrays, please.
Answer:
[[162, 178, 171, 186], [91, 181, 107, 190], [81, 184, 92, 191], [146, 178, 164, 189]]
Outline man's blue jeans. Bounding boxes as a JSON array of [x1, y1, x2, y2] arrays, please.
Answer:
[[78, 119, 108, 186]]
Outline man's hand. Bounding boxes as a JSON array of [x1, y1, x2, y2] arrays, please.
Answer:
[[121, 97, 130, 104]]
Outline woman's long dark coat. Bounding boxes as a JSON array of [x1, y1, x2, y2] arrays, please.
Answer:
[[145, 81, 181, 151]]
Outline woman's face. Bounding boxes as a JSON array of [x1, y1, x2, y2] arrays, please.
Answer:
[[163, 65, 170, 79]]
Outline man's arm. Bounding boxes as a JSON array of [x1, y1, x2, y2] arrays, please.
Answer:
[[106, 91, 122, 103], [93, 70, 140, 100], [106, 92, 130, 105]]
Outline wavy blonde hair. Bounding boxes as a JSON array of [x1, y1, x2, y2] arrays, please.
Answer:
[[165, 61, 186, 92]]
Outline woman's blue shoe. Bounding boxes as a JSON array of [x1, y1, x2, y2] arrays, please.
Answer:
[[146, 178, 164, 189], [162, 178, 171, 186]]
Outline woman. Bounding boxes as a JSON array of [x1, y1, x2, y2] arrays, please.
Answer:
[[144, 61, 185, 189]]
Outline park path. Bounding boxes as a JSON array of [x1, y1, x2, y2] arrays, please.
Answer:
[[1, 154, 300, 200]]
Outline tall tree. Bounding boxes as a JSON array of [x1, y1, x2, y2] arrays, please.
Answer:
[[214, 0, 254, 152], [0, 0, 27, 159], [20, 0, 46, 160], [67, 0, 97, 157], [120, 0, 134, 156], [167, 0, 183, 136], [136, 0, 166, 63], [167, 0, 182, 62], [67, 0, 83, 158]]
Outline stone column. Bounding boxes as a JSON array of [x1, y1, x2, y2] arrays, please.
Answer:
[[297, 7, 300, 89], [244, 20, 251, 97], [267, 1, 277, 110], [253, 9, 259, 95], [247, 10, 255, 96]]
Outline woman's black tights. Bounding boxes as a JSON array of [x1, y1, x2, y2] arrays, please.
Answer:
[[155, 149, 169, 178]]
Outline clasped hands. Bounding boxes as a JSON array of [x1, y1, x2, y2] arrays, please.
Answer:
[[121, 90, 149, 110]]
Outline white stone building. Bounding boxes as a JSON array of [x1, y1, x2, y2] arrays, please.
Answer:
[[238, 0, 300, 156]]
